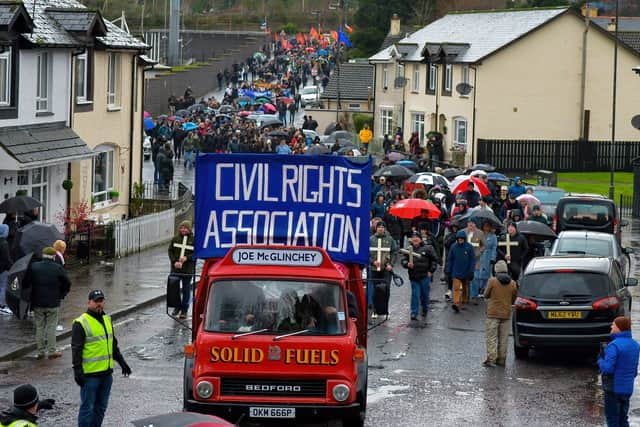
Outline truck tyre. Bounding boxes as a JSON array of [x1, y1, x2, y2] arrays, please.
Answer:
[[182, 358, 195, 411], [342, 380, 367, 427]]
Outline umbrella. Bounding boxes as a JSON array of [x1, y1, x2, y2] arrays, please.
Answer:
[[143, 111, 150, 118], [255, 96, 272, 104], [407, 173, 449, 188], [218, 105, 236, 114], [278, 97, 294, 105], [516, 220, 556, 239], [450, 175, 490, 196], [396, 160, 418, 172], [373, 165, 415, 179], [305, 47, 316, 52], [337, 147, 362, 156], [168, 115, 176, 122], [268, 130, 289, 139], [237, 96, 251, 106], [305, 144, 331, 155], [470, 210, 502, 228], [187, 104, 204, 112], [468, 163, 496, 172], [175, 109, 189, 117], [452, 211, 473, 228], [263, 103, 277, 113], [132, 412, 234, 427], [15, 222, 64, 259], [144, 117, 155, 130], [182, 122, 198, 131], [253, 52, 266, 61], [324, 122, 338, 135], [469, 169, 487, 178], [259, 117, 283, 129], [157, 114, 168, 120], [5, 253, 33, 319], [442, 168, 465, 179], [385, 151, 406, 162], [0, 196, 42, 214], [488, 172, 509, 182], [517, 194, 541, 205], [389, 198, 441, 220], [238, 110, 252, 117]]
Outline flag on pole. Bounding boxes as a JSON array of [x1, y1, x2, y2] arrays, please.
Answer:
[[338, 30, 353, 48], [330, 30, 338, 43], [297, 32, 305, 45], [344, 24, 353, 33], [310, 27, 319, 39]]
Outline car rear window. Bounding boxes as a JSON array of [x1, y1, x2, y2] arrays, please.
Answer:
[[519, 272, 610, 299], [534, 190, 565, 205], [554, 238, 613, 257], [559, 201, 614, 226]]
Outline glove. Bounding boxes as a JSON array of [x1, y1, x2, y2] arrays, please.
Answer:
[[37, 398, 55, 411], [121, 361, 132, 377], [74, 371, 85, 387]]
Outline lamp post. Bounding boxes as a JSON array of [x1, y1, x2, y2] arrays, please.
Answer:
[[609, 0, 619, 200]]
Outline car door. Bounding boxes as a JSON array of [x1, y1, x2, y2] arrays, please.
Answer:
[[611, 263, 630, 315]]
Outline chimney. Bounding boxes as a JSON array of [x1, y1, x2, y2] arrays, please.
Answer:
[[608, 18, 616, 32], [390, 13, 400, 36], [581, 4, 598, 18]]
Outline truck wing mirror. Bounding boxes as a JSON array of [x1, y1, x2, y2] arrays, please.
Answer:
[[346, 290, 359, 319]]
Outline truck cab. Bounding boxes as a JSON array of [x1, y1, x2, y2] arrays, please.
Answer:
[[181, 245, 368, 426]]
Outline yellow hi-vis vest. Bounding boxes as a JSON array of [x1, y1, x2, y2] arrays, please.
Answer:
[[73, 312, 114, 374], [0, 420, 37, 427]]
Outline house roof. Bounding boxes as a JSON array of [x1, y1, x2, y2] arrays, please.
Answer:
[[619, 32, 640, 53], [0, 121, 95, 168], [0, 2, 33, 33], [47, 8, 107, 36], [369, 45, 398, 62], [97, 20, 149, 49], [592, 17, 640, 32], [321, 63, 374, 101], [394, 7, 569, 63]]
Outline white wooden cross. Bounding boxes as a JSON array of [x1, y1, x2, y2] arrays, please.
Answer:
[[399, 247, 422, 264], [173, 235, 194, 259], [467, 232, 480, 248], [498, 233, 519, 264], [370, 238, 391, 271]]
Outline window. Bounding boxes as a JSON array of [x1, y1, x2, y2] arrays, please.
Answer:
[[107, 53, 121, 107], [76, 52, 88, 103], [382, 64, 388, 89], [411, 112, 425, 144], [0, 48, 11, 106], [36, 53, 49, 112], [395, 63, 404, 80], [462, 65, 470, 85], [443, 64, 452, 95], [428, 63, 437, 93], [412, 64, 420, 92], [92, 148, 115, 203], [453, 117, 467, 147], [16, 168, 48, 221], [380, 109, 393, 136]]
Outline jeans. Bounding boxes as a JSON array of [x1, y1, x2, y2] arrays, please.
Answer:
[[184, 150, 194, 170], [410, 276, 431, 316], [485, 317, 510, 363], [604, 392, 630, 427], [34, 306, 58, 354], [153, 160, 160, 183], [0, 271, 7, 306], [471, 274, 487, 298], [78, 375, 113, 427], [171, 273, 192, 314]]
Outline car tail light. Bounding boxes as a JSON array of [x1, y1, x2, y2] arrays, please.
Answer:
[[553, 214, 558, 233], [592, 296, 620, 310], [614, 218, 619, 235], [514, 297, 537, 310], [554, 269, 575, 273]]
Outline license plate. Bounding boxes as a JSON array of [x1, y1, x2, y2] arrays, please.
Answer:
[[547, 311, 582, 319], [249, 407, 296, 418]]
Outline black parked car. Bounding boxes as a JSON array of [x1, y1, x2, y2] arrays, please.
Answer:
[[554, 193, 627, 244], [513, 256, 637, 359]]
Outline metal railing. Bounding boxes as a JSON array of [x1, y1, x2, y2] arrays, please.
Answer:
[[114, 208, 176, 257]]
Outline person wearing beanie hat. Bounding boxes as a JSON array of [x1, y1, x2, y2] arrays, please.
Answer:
[[0, 223, 12, 316], [598, 316, 640, 425], [445, 230, 476, 312], [0, 384, 55, 426], [528, 204, 548, 224], [482, 260, 517, 367], [168, 219, 195, 319], [369, 220, 397, 319], [26, 245, 71, 360]]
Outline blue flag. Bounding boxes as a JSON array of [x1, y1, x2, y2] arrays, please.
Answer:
[[338, 30, 352, 48]]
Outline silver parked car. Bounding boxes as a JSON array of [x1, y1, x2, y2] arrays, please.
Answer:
[[550, 230, 632, 279]]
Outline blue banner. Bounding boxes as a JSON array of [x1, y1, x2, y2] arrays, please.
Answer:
[[194, 154, 372, 264]]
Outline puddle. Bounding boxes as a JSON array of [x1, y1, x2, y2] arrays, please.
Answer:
[[367, 384, 411, 405]]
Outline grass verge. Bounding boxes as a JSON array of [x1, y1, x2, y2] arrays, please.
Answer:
[[556, 172, 633, 200]]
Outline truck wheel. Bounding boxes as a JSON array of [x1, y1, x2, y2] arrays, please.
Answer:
[[514, 343, 529, 360], [342, 382, 367, 427], [182, 358, 194, 411]]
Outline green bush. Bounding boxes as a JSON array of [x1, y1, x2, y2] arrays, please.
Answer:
[[352, 113, 373, 133], [281, 22, 299, 34]]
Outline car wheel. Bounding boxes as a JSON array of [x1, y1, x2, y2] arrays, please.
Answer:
[[514, 343, 529, 360]]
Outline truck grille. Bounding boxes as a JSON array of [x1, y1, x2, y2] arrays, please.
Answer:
[[220, 378, 326, 397]]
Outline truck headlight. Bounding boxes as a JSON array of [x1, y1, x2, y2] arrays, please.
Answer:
[[332, 384, 350, 402], [196, 381, 214, 399]]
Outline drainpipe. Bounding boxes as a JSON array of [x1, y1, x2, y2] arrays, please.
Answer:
[[471, 65, 478, 164], [68, 48, 86, 212], [128, 53, 137, 220], [579, 12, 589, 140]]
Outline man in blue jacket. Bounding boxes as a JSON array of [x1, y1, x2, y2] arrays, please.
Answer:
[[508, 176, 526, 197], [598, 316, 640, 426], [445, 230, 475, 313]]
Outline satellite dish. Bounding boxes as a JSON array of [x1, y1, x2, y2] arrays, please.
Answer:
[[394, 77, 406, 88], [632, 115, 640, 130], [456, 83, 473, 96]]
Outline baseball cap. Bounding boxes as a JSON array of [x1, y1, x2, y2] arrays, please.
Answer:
[[88, 290, 105, 301]]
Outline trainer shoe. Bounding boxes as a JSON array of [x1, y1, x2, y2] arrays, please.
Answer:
[[48, 352, 62, 359], [371, 313, 378, 319], [56, 325, 64, 332], [444, 291, 452, 301], [410, 315, 418, 321], [452, 304, 460, 313], [0, 305, 12, 315]]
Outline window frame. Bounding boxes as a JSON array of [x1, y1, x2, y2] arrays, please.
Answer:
[[453, 116, 468, 147], [107, 52, 121, 109], [427, 63, 437, 95], [0, 48, 11, 107], [412, 64, 420, 92], [16, 167, 48, 221], [411, 112, 425, 145], [75, 52, 88, 103], [380, 108, 393, 136], [92, 147, 115, 204], [36, 52, 49, 112], [442, 63, 452, 96], [382, 64, 388, 89]]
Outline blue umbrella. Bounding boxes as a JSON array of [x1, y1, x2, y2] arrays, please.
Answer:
[[144, 117, 155, 130], [488, 172, 509, 182], [183, 122, 198, 131]]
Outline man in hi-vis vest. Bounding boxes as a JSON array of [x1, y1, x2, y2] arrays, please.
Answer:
[[72, 290, 131, 427]]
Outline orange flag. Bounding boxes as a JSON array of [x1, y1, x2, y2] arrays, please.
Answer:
[[310, 27, 319, 39], [297, 32, 305, 45], [344, 24, 353, 33], [318, 26, 323, 38], [330, 30, 338, 42]]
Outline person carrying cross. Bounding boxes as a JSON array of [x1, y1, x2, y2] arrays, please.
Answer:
[[497, 222, 528, 282], [168, 220, 195, 319], [368, 222, 397, 319], [401, 231, 438, 321]]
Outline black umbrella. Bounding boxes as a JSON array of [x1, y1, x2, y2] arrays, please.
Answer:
[[260, 118, 283, 129], [468, 163, 496, 172], [305, 144, 331, 155], [218, 105, 236, 114], [516, 220, 556, 239], [268, 130, 290, 139], [187, 103, 204, 112], [132, 412, 234, 427], [5, 253, 33, 319], [325, 131, 354, 144], [452, 211, 472, 228], [470, 210, 502, 229], [324, 122, 337, 135], [175, 109, 190, 117], [0, 196, 42, 214], [373, 165, 415, 179], [442, 168, 465, 179], [15, 222, 64, 259]]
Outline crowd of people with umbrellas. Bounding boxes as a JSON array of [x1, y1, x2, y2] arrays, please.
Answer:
[[367, 161, 557, 320]]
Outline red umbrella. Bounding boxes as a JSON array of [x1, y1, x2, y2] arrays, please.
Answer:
[[450, 175, 490, 196], [388, 198, 441, 220], [305, 47, 316, 52], [238, 111, 251, 117], [263, 103, 276, 113], [278, 97, 294, 105]]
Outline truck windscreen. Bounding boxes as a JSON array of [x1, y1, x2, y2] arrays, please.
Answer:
[[205, 280, 347, 335]]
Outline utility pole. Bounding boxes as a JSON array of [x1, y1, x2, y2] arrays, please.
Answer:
[[168, 0, 181, 66], [609, 0, 619, 200], [140, 0, 145, 40], [335, 0, 344, 122]]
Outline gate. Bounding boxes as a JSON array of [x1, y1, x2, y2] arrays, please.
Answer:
[[114, 208, 176, 257]]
